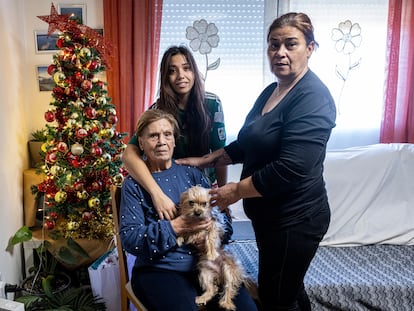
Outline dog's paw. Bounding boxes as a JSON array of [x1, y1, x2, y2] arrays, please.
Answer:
[[176, 236, 184, 246], [219, 300, 236, 311], [196, 296, 207, 306]]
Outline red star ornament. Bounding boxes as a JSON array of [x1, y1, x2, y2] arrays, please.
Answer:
[[37, 3, 71, 36]]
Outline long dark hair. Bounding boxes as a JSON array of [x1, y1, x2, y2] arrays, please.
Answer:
[[155, 45, 211, 156]]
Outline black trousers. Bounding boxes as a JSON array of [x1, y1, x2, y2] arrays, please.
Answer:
[[253, 207, 330, 311]]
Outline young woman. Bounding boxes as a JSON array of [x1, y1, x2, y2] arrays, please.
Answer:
[[122, 45, 227, 221]]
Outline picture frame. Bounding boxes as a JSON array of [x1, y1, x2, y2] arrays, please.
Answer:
[[94, 28, 104, 36], [58, 4, 86, 25], [36, 65, 54, 92], [34, 31, 59, 53]]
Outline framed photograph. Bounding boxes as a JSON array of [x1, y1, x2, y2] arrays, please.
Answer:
[[36, 66, 54, 92], [34, 31, 59, 53], [58, 4, 86, 25], [94, 28, 104, 36]]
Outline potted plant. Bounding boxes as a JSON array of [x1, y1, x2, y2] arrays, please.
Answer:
[[15, 273, 106, 311], [28, 128, 47, 168], [6, 226, 90, 295], [16, 285, 106, 311]]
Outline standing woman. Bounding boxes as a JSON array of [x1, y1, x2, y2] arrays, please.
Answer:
[[177, 12, 336, 310], [123, 46, 227, 220]]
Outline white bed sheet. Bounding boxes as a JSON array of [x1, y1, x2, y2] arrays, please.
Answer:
[[321, 143, 414, 246]]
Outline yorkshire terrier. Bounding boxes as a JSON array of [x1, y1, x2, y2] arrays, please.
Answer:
[[177, 186, 246, 311]]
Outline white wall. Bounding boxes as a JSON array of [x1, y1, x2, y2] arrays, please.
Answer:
[[0, 0, 26, 286], [0, 0, 102, 287]]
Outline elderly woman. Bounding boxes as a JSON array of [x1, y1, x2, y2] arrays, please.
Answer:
[[119, 109, 257, 311]]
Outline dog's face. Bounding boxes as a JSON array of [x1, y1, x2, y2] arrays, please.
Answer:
[[179, 186, 211, 220]]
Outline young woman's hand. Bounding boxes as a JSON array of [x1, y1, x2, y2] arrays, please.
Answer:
[[152, 192, 177, 220]]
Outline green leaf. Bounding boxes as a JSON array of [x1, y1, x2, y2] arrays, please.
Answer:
[[7, 226, 32, 249], [42, 275, 55, 298], [67, 238, 91, 258], [56, 246, 78, 265], [15, 294, 43, 306]]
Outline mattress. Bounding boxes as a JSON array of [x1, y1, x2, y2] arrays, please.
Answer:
[[226, 241, 414, 311]]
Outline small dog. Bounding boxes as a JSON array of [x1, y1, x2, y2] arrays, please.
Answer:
[[177, 186, 246, 311]]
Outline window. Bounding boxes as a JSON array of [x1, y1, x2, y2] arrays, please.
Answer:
[[159, 0, 266, 142], [159, 0, 389, 148], [280, 0, 389, 148]]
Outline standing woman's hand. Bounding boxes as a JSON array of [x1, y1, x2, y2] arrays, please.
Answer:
[[209, 182, 241, 210], [175, 155, 211, 168], [210, 177, 261, 210]]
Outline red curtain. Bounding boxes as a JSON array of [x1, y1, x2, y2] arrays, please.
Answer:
[[380, 0, 414, 143], [102, 0, 163, 138]]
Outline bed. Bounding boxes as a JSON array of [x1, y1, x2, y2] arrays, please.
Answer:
[[227, 143, 414, 310], [227, 241, 414, 310]]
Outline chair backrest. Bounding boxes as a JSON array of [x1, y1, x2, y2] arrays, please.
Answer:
[[111, 186, 148, 311]]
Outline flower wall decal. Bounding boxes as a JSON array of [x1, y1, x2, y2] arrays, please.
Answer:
[[186, 19, 220, 81], [331, 20, 362, 114]]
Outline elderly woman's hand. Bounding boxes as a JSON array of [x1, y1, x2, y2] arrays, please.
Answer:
[[170, 215, 212, 236]]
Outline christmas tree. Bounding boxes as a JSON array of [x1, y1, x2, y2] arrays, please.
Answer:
[[34, 3, 127, 242]]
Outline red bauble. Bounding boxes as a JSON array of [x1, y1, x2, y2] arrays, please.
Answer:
[[38, 182, 47, 193], [43, 219, 55, 230], [76, 128, 88, 139], [57, 141, 68, 153], [86, 107, 97, 119], [91, 146, 103, 157], [91, 180, 102, 191], [44, 110, 55, 122], [49, 211, 58, 219], [107, 115, 118, 124], [46, 152, 57, 163], [87, 60, 99, 71], [90, 124, 100, 133], [96, 81, 105, 90], [82, 211, 94, 221], [73, 71, 83, 83], [56, 37, 65, 49], [81, 80, 93, 91], [47, 64, 57, 76], [52, 86, 65, 100], [73, 181, 85, 191]]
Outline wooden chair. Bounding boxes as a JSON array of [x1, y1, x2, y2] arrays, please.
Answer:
[[111, 186, 148, 311]]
